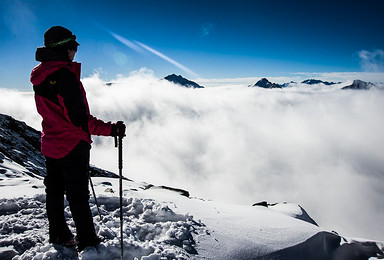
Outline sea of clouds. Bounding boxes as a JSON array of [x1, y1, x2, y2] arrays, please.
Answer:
[[1, 68, 384, 241]]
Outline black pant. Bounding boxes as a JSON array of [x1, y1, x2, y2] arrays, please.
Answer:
[[44, 140, 97, 247]]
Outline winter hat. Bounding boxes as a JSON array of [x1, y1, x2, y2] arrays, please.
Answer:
[[44, 26, 79, 49]]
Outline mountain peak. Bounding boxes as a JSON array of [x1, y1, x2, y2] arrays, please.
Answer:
[[252, 78, 282, 89], [301, 79, 339, 85], [342, 79, 375, 90], [164, 74, 204, 88]]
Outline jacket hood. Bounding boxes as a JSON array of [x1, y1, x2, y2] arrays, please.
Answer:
[[30, 60, 81, 86]]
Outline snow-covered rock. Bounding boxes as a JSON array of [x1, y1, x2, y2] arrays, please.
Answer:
[[251, 78, 282, 89], [301, 79, 340, 85], [342, 79, 375, 90]]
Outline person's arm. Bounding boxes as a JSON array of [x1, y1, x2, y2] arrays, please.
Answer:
[[88, 114, 113, 136]]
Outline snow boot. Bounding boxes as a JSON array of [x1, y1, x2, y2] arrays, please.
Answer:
[[77, 236, 104, 252], [63, 236, 79, 247]]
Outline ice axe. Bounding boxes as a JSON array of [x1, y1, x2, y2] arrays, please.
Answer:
[[114, 121, 125, 260]]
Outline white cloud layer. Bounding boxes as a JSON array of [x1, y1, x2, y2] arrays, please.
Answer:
[[2, 69, 384, 241]]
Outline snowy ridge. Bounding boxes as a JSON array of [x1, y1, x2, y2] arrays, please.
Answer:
[[0, 113, 45, 179], [1, 114, 384, 259]]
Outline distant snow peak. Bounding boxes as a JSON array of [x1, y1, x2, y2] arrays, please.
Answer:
[[301, 79, 340, 85], [251, 78, 282, 89], [342, 79, 376, 90], [164, 74, 204, 88]]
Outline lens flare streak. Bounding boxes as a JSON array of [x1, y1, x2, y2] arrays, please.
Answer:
[[110, 32, 198, 78]]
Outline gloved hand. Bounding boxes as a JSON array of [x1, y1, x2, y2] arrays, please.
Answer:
[[110, 121, 126, 137]]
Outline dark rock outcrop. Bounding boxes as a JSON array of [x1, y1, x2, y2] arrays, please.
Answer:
[[342, 80, 375, 90], [251, 78, 282, 89], [302, 79, 340, 85], [164, 74, 204, 88]]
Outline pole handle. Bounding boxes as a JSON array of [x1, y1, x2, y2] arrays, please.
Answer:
[[114, 121, 124, 148]]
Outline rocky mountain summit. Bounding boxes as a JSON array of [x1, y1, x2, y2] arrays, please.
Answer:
[[164, 74, 204, 88], [342, 79, 376, 90], [249, 77, 382, 90], [301, 79, 340, 85], [250, 78, 341, 89], [251, 78, 283, 88]]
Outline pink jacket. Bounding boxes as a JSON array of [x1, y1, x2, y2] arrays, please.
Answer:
[[31, 61, 112, 159]]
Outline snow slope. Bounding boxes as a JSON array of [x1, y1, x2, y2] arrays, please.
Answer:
[[1, 114, 383, 259]]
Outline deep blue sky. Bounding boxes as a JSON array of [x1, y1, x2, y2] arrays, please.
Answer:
[[1, 0, 383, 89]]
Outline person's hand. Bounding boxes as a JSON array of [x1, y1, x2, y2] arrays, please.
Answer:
[[110, 121, 126, 137]]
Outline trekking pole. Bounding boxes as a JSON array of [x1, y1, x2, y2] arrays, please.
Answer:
[[114, 121, 124, 260], [89, 175, 103, 220]]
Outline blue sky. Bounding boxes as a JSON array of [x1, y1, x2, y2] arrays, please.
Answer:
[[1, 0, 384, 90]]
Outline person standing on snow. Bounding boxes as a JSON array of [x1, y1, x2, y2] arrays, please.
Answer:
[[30, 26, 126, 251]]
